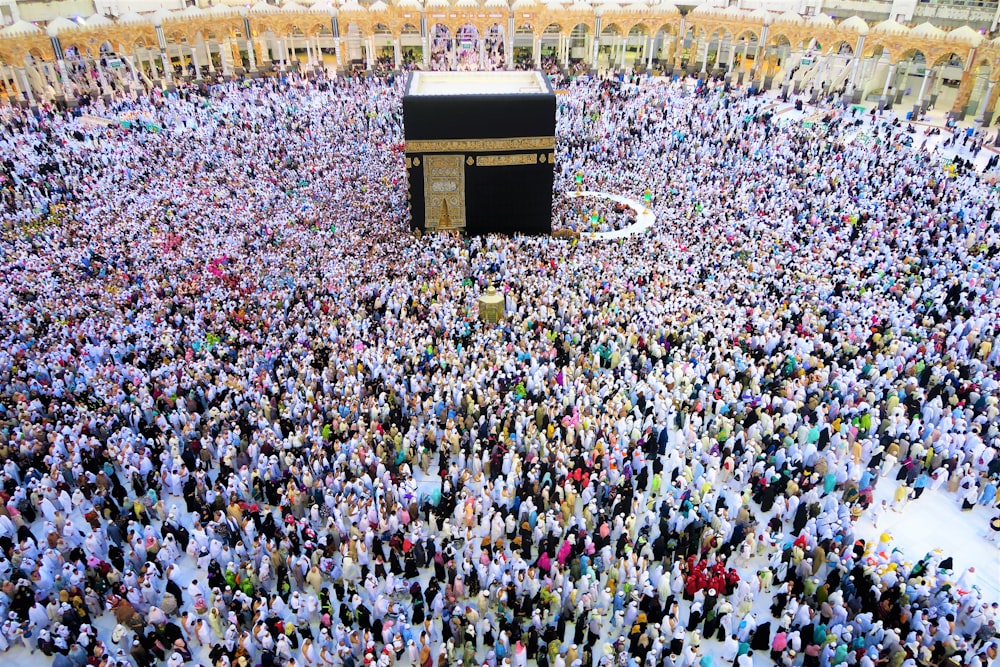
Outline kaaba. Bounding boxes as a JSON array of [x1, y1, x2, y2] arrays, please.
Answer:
[[403, 71, 556, 236]]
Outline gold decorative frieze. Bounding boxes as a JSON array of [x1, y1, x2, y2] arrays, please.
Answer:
[[476, 153, 539, 167]]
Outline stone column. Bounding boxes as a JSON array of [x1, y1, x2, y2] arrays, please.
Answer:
[[38, 62, 57, 99], [479, 37, 486, 69], [93, 58, 110, 96], [247, 37, 257, 72], [946, 47, 977, 119], [812, 53, 830, 99], [976, 79, 995, 123], [506, 14, 514, 70], [533, 34, 540, 68], [734, 40, 750, 83], [752, 24, 768, 83], [673, 16, 685, 70], [592, 15, 602, 69], [880, 62, 895, 108], [191, 45, 202, 79], [845, 33, 865, 97], [16, 67, 34, 105], [156, 24, 172, 83], [395, 37, 402, 70], [981, 79, 999, 125], [951, 68, 976, 118], [914, 67, 931, 116], [123, 55, 140, 88], [51, 35, 75, 101], [207, 41, 217, 74], [221, 39, 233, 75], [59, 59, 73, 99], [147, 48, 158, 79], [5, 65, 23, 102]]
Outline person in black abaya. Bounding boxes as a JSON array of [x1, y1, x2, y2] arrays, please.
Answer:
[[410, 582, 426, 625], [750, 620, 772, 652]]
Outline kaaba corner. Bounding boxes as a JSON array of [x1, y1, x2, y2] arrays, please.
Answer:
[[403, 71, 556, 237]]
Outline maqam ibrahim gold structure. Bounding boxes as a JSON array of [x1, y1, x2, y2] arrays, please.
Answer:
[[0, 1, 998, 121]]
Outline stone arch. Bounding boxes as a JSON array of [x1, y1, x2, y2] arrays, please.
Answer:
[[513, 21, 533, 67], [930, 50, 964, 69], [128, 36, 158, 77], [677, 26, 709, 71], [704, 27, 732, 71], [313, 22, 335, 67], [397, 21, 420, 64], [342, 21, 366, 70], [861, 43, 884, 59], [887, 48, 925, 95], [767, 32, 791, 49], [200, 29, 224, 72], [26, 46, 48, 62], [762, 32, 790, 80], [684, 20, 713, 41], [166, 30, 191, 47], [299, 20, 327, 38], [453, 23, 479, 68], [484, 21, 505, 69], [598, 21, 624, 69], [650, 22, 676, 68], [429, 21, 452, 69], [621, 22, 649, 68], [733, 27, 760, 43], [731, 29, 759, 75], [539, 23, 561, 64], [897, 47, 927, 64], [568, 22, 588, 64], [830, 39, 853, 55], [628, 22, 650, 37], [62, 43, 87, 60], [23, 47, 52, 96], [929, 51, 965, 92], [863, 39, 893, 62], [653, 21, 677, 37], [368, 23, 392, 69]]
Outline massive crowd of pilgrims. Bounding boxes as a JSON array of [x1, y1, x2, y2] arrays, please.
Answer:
[[0, 67, 997, 667]]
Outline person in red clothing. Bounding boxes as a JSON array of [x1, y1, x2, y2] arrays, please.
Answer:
[[684, 568, 705, 601], [725, 568, 741, 595]]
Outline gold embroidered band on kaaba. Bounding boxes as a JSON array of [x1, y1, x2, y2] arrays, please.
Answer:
[[405, 136, 556, 154], [477, 154, 539, 167]]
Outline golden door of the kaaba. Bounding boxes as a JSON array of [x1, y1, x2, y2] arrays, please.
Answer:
[[423, 154, 467, 232]]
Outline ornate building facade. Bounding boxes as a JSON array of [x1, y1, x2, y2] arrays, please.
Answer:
[[0, 0, 998, 123]]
